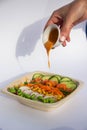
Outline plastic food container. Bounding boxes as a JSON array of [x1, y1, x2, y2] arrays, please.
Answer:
[[1, 71, 84, 111]]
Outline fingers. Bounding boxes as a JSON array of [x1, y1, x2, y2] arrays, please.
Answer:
[[44, 11, 63, 30], [62, 41, 66, 47], [44, 18, 71, 46], [59, 19, 73, 46], [44, 0, 87, 48], [44, 8, 73, 47]]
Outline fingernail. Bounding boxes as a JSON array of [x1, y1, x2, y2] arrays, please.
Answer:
[[60, 36, 66, 42], [62, 43, 66, 47]]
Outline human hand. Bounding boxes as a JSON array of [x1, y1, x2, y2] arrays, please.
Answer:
[[45, 0, 87, 46]]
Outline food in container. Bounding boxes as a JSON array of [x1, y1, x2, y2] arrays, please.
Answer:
[[1, 71, 83, 111]]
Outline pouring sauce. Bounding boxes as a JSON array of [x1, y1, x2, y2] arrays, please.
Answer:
[[44, 28, 58, 68]]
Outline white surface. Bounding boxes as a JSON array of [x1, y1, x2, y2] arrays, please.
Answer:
[[0, 0, 87, 130]]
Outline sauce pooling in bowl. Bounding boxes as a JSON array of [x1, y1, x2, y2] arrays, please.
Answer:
[[44, 28, 58, 68]]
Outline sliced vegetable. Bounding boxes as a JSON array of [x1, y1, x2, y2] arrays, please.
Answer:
[[37, 96, 44, 102], [58, 81, 77, 91], [47, 97, 55, 103], [23, 93, 31, 99], [54, 75, 62, 82], [64, 82, 77, 90], [49, 75, 59, 83], [42, 75, 51, 81], [60, 77, 72, 82], [8, 87, 16, 94], [24, 81, 28, 85], [32, 73, 43, 79], [30, 94, 36, 100]]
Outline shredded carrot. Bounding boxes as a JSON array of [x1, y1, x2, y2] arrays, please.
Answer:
[[57, 83, 72, 92]]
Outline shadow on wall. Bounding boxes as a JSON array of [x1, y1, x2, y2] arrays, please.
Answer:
[[15, 17, 48, 58]]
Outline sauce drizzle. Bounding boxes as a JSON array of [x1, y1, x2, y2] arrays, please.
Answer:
[[44, 28, 58, 68]]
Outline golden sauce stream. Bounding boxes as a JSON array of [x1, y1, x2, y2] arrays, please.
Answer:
[[44, 28, 58, 68]]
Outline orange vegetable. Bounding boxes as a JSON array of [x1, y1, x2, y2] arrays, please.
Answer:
[[57, 83, 72, 92], [21, 78, 65, 99]]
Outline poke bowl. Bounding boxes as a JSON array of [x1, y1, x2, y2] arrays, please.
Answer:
[[1, 71, 84, 111]]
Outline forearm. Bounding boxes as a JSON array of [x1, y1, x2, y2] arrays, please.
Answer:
[[69, 0, 87, 23]]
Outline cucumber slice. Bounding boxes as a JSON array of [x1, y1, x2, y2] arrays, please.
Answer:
[[55, 75, 61, 80], [42, 75, 51, 81], [54, 75, 62, 82], [60, 77, 72, 82], [32, 73, 44, 79], [61, 81, 77, 90], [49, 75, 59, 83]]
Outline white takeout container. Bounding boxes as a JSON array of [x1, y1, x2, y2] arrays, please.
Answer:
[[42, 24, 61, 48], [1, 71, 84, 111]]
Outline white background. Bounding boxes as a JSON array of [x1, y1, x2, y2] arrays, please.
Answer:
[[0, 0, 87, 130]]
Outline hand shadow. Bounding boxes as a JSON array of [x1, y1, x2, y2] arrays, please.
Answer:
[[15, 17, 48, 58]]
